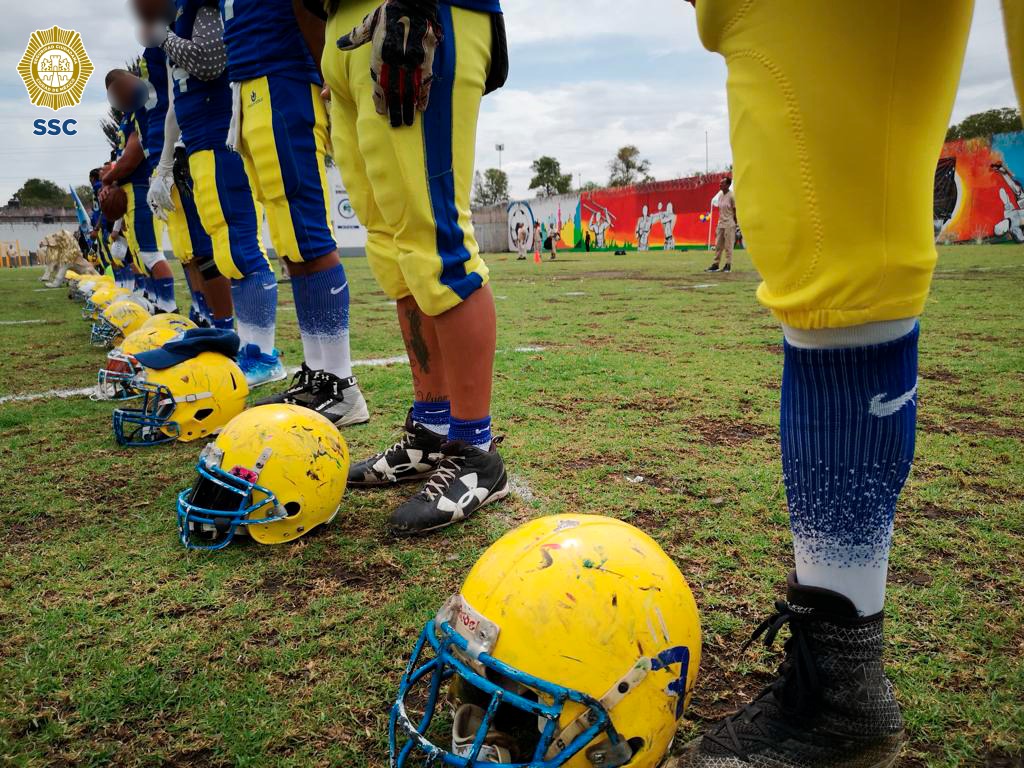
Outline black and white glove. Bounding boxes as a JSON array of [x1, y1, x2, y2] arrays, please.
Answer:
[[336, 0, 442, 128]]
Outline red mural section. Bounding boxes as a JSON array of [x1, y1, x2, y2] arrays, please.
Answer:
[[581, 173, 729, 250]]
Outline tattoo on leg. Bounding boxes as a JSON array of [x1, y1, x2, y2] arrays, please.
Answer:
[[405, 308, 430, 374]]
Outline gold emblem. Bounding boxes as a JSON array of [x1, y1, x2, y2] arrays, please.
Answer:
[[17, 26, 94, 111]]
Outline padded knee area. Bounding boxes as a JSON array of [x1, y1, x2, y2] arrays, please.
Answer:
[[140, 250, 167, 271]]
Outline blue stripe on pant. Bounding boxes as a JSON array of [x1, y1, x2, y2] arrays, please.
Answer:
[[423, 3, 483, 301], [213, 148, 268, 275], [179, 177, 214, 259], [131, 183, 159, 252]]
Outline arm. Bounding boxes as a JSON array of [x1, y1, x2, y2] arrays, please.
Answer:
[[293, 0, 326, 83], [157, 67, 181, 178], [102, 133, 144, 184], [162, 6, 228, 81]]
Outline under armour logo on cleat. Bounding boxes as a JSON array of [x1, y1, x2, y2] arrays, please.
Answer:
[[868, 380, 918, 417]]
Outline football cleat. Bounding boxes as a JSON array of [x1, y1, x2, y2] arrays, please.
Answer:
[[722, 264, 732, 273], [112, 351, 249, 446], [678, 572, 904, 768], [255, 363, 319, 408], [348, 410, 446, 487], [390, 515, 702, 767], [389, 440, 508, 536], [705, 264, 719, 272], [309, 371, 370, 427], [237, 344, 287, 389], [176, 404, 349, 550]]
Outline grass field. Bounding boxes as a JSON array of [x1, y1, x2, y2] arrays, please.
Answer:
[[1, 245, 1022, 767]]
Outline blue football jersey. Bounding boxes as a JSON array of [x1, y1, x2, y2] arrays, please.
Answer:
[[220, 0, 320, 84], [138, 47, 171, 174], [171, 0, 234, 153]]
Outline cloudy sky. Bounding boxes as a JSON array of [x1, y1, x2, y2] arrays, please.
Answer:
[[0, 1, 1017, 204]]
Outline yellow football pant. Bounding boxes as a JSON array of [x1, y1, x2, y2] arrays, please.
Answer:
[[324, 1, 491, 316], [696, 1, 975, 329], [164, 185, 194, 265]]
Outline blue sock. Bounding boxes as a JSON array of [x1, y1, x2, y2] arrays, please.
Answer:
[[412, 400, 450, 437], [133, 272, 146, 294], [232, 267, 278, 356], [153, 277, 176, 312], [449, 415, 492, 450], [781, 324, 918, 615], [291, 263, 352, 378], [212, 315, 235, 331]]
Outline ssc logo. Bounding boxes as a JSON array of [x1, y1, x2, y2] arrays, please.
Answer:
[[17, 26, 93, 110]]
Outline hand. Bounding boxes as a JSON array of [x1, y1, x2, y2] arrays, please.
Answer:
[[147, 172, 175, 222], [137, 22, 170, 49], [336, 0, 442, 127]]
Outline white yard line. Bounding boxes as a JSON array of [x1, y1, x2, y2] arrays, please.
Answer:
[[507, 473, 536, 503], [0, 346, 547, 405], [0, 319, 47, 325]]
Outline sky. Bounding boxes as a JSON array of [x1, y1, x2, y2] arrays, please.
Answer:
[[0, 1, 1017, 204]]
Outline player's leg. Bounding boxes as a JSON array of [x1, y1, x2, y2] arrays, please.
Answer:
[[190, 147, 284, 387], [707, 227, 724, 271], [240, 75, 367, 423], [679, 2, 973, 767], [1004, 0, 1024, 108], [128, 182, 176, 312], [329, 2, 504, 534], [721, 227, 734, 272]]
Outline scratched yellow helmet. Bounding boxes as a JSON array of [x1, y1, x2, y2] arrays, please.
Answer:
[[92, 298, 151, 347], [112, 352, 248, 446], [391, 515, 702, 768], [82, 285, 125, 320], [95, 326, 180, 401], [139, 312, 197, 336], [176, 404, 350, 550]]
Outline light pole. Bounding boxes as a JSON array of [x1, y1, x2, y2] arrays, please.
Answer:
[[495, 143, 505, 172], [705, 131, 709, 175]]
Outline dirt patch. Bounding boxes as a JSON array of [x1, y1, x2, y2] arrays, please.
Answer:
[[986, 751, 1024, 768], [683, 417, 774, 447], [920, 417, 1023, 440], [922, 366, 960, 384]]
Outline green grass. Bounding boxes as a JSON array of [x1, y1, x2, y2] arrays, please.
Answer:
[[1, 246, 1022, 767]]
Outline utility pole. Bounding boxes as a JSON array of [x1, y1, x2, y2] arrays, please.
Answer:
[[705, 131, 709, 175], [495, 143, 505, 172]]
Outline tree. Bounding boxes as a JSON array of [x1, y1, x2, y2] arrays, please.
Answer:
[[75, 184, 95, 208], [579, 180, 601, 192], [946, 107, 1022, 141], [101, 106, 123, 155], [608, 145, 653, 187], [472, 168, 509, 207], [528, 156, 572, 196], [11, 179, 71, 208]]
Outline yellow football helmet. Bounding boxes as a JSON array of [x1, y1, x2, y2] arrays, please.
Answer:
[[391, 515, 702, 768], [176, 404, 350, 550], [65, 270, 82, 282], [95, 326, 181, 400], [92, 299, 151, 347], [112, 352, 249, 446], [139, 313, 198, 336], [82, 285, 125, 320]]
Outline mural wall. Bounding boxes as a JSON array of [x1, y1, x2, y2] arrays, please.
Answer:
[[506, 174, 729, 252], [936, 130, 1024, 244]]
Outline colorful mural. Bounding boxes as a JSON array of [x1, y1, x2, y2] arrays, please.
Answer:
[[936, 130, 1024, 243], [506, 174, 729, 252]]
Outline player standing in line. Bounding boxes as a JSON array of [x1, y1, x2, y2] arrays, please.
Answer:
[[219, 0, 368, 425], [312, 0, 509, 534], [677, 2, 1021, 766], [102, 56, 177, 314], [133, 0, 287, 388]]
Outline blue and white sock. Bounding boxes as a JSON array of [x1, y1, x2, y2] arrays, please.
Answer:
[[412, 400, 450, 437], [212, 315, 235, 331], [232, 267, 278, 357], [132, 271, 146, 297], [291, 263, 352, 379], [180, 267, 206, 323], [781, 321, 919, 616], [449, 415, 492, 451], [153, 276, 177, 313]]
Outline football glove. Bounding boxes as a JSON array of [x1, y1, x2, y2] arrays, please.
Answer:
[[336, 0, 442, 128], [147, 171, 175, 222]]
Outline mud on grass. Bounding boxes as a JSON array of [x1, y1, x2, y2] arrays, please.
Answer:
[[1, 246, 1023, 766]]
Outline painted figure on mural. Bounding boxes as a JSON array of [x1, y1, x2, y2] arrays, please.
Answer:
[[992, 161, 1024, 241], [635, 204, 654, 250], [658, 201, 677, 250], [588, 206, 612, 248]]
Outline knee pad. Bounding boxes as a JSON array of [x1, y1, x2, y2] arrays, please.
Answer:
[[196, 253, 222, 280], [140, 250, 167, 271]]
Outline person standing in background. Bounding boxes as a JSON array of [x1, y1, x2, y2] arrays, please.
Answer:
[[706, 176, 735, 273], [515, 222, 528, 260]]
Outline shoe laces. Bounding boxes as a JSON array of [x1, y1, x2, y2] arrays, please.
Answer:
[[416, 442, 468, 501], [285, 367, 311, 395], [704, 600, 821, 757]]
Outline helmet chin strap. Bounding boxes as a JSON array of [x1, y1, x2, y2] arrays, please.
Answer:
[[544, 657, 652, 767]]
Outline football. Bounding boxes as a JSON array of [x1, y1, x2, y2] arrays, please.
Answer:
[[99, 183, 128, 221]]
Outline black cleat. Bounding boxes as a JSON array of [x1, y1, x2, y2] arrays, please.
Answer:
[[678, 572, 905, 768], [722, 264, 732, 273], [390, 440, 509, 536], [256, 363, 318, 408], [705, 264, 719, 272], [309, 371, 370, 427], [348, 410, 446, 487]]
